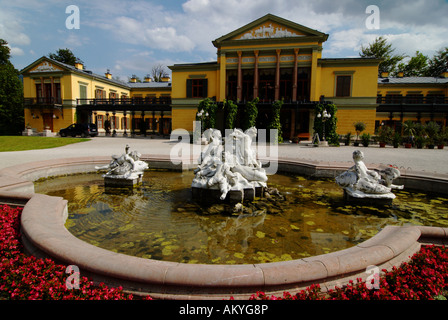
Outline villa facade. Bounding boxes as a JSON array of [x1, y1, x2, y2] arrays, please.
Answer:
[[20, 14, 448, 139]]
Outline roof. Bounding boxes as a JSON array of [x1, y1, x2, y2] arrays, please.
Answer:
[[212, 13, 328, 47], [378, 77, 448, 85], [21, 56, 172, 90], [128, 82, 171, 89]]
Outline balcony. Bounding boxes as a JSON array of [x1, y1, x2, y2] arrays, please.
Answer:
[[377, 95, 448, 113], [76, 97, 172, 113], [24, 97, 62, 106]]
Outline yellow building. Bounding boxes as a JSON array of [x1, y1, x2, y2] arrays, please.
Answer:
[[169, 14, 382, 138], [21, 56, 172, 136], [20, 14, 448, 139], [376, 72, 448, 130]]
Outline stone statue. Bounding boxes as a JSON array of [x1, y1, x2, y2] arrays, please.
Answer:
[[192, 127, 268, 202], [335, 150, 403, 200], [96, 144, 148, 182]]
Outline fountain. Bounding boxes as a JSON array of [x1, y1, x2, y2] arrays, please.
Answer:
[[95, 144, 148, 187], [191, 127, 271, 204], [335, 150, 403, 204]]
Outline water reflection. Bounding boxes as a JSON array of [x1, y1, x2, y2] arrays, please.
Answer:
[[34, 170, 448, 264]]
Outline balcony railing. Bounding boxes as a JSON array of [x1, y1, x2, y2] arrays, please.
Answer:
[[377, 96, 448, 105], [24, 97, 62, 106], [77, 97, 172, 106]]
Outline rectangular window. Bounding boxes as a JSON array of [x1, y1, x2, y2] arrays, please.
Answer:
[[79, 85, 87, 101], [97, 115, 104, 129], [186, 79, 208, 98], [336, 75, 351, 97]]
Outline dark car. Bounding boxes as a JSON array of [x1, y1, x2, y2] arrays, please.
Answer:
[[59, 123, 98, 137]]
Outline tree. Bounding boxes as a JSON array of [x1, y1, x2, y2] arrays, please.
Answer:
[[0, 39, 24, 135], [48, 48, 83, 67], [150, 64, 169, 82], [396, 51, 429, 77], [359, 36, 406, 76], [426, 47, 448, 77]]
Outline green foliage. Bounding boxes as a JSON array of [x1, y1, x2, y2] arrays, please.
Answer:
[[376, 125, 393, 144], [268, 99, 283, 144], [224, 99, 238, 130], [344, 132, 352, 146], [48, 48, 83, 67], [353, 121, 366, 141], [396, 51, 429, 77], [0, 39, 24, 135], [360, 133, 371, 147], [313, 104, 338, 145], [196, 98, 217, 132], [359, 36, 406, 76], [426, 47, 448, 77], [392, 131, 402, 148], [242, 97, 259, 131]]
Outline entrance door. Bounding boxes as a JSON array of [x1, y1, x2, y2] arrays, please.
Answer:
[[42, 113, 54, 131]]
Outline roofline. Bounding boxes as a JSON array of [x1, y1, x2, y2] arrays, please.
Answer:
[[213, 13, 329, 47]]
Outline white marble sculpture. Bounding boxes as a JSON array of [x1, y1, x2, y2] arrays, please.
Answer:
[[335, 150, 403, 200], [96, 144, 148, 181], [192, 127, 268, 201]]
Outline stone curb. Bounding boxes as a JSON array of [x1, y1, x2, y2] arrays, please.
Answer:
[[1, 156, 447, 299]]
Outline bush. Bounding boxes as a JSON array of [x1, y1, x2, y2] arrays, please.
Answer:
[[361, 133, 371, 147]]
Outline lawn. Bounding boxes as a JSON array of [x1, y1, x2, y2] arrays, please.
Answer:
[[0, 136, 90, 152]]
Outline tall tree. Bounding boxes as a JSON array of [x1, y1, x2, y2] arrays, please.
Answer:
[[396, 51, 429, 77], [150, 64, 169, 82], [426, 47, 448, 77], [359, 36, 406, 76], [48, 48, 84, 67], [0, 39, 24, 135]]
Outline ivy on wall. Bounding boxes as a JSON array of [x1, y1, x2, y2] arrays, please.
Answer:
[[224, 99, 238, 130], [313, 103, 338, 145], [242, 97, 259, 131], [268, 99, 283, 144]]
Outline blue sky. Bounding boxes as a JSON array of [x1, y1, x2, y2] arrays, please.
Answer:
[[1, 0, 447, 80]]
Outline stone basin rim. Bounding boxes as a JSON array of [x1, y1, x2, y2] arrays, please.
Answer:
[[0, 155, 447, 300]]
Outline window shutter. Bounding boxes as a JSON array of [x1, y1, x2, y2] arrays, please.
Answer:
[[336, 76, 351, 97], [186, 79, 192, 98]]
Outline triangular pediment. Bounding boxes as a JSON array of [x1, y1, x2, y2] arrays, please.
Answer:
[[20, 56, 72, 75], [29, 60, 64, 73], [213, 14, 328, 46]]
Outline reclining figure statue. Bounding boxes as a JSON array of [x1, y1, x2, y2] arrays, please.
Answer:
[[96, 144, 148, 180], [335, 150, 403, 200]]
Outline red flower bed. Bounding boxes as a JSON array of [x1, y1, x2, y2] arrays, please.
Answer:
[[249, 245, 448, 300], [2, 204, 447, 300], [0, 204, 151, 300]]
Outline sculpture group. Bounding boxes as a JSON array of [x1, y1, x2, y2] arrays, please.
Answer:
[[335, 150, 403, 202], [192, 127, 268, 202], [96, 144, 148, 187]]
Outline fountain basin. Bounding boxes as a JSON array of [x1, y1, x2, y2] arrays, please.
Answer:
[[1, 156, 448, 299]]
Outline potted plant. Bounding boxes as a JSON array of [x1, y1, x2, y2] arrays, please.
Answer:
[[353, 122, 366, 146], [415, 133, 426, 149], [435, 126, 447, 149], [361, 133, 371, 147], [376, 125, 393, 147], [402, 120, 416, 148], [392, 131, 402, 148], [344, 132, 352, 146], [425, 121, 440, 149]]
